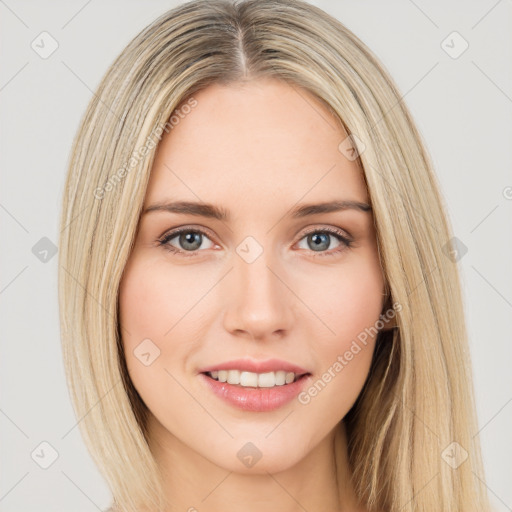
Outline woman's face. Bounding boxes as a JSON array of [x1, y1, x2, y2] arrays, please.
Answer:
[[118, 78, 386, 474]]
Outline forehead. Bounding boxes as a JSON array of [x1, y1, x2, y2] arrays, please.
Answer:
[[144, 79, 368, 211]]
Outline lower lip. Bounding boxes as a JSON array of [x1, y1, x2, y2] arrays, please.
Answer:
[[199, 373, 311, 412]]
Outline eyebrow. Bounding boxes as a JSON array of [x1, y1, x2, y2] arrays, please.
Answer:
[[143, 199, 372, 221]]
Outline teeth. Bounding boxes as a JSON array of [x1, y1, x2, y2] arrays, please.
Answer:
[[207, 369, 301, 388], [227, 370, 240, 385], [240, 371, 258, 387], [275, 371, 286, 386], [258, 371, 276, 388]]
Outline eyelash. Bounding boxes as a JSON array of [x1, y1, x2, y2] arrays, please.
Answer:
[[157, 226, 353, 259]]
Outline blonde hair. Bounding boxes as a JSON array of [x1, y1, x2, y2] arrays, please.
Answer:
[[58, 1, 491, 511]]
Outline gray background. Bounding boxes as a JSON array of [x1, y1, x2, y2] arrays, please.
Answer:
[[1, 1, 511, 511]]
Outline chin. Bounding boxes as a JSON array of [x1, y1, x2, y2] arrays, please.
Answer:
[[210, 447, 302, 475]]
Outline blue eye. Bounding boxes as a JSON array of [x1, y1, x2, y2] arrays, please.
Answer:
[[158, 228, 215, 256], [297, 227, 353, 257], [157, 226, 353, 258]]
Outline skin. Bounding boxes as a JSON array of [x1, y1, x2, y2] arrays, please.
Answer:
[[118, 78, 390, 512]]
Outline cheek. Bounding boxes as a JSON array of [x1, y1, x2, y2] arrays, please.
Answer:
[[118, 258, 189, 382], [118, 258, 198, 417], [119, 257, 200, 346], [119, 270, 162, 355], [296, 255, 384, 410], [305, 251, 384, 346], [118, 256, 221, 394]]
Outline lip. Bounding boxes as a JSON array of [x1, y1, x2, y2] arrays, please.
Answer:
[[199, 372, 312, 412], [198, 358, 310, 375]]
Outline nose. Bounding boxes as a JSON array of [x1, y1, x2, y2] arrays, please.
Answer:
[[222, 247, 296, 342]]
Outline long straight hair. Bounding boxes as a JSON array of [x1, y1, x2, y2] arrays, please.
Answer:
[[58, 1, 491, 511]]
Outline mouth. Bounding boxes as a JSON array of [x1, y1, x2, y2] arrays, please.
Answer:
[[203, 369, 308, 388], [199, 368, 312, 412]]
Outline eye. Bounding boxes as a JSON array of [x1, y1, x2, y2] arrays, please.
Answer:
[[158, 227, 216, 257], [157, 226, 354, 258], [295, 227, 353, 257]]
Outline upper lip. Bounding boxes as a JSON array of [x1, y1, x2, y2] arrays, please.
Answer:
[[199, 358, 310, 375]]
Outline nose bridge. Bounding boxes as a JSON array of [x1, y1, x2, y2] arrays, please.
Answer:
[[223, 238, 294, 338], [239, 250, 280, 304]]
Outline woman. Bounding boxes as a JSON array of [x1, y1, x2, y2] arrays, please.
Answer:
[[58, 1, 491, 511]]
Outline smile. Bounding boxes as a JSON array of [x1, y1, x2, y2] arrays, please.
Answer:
[[200, 371, 311, 412], [206, 369, 301, 388]]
